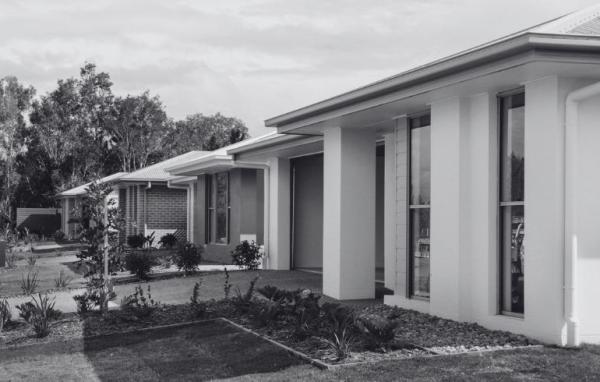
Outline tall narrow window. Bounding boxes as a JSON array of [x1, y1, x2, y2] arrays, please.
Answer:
[[215, 172, 230, 244], [499, 91, 525, 315], [206, 176, 213, 244], [206, 172, 230, 244], [408, 114, 431, 299]]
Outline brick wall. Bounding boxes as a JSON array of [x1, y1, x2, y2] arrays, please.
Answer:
[[145, 185, 187, 241]]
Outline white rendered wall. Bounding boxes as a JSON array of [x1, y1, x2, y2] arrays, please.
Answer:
[[575, 94, 600, 343], [323, 126, 376, 300], [385, 76, 587, 345]]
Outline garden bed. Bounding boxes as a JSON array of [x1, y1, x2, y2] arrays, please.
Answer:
[[0, 293, 539, 368]]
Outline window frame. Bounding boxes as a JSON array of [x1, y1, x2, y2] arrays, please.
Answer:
[[206, 171, 230, 245], [497, 88, 526, 317], [407, 112, 432, 300]]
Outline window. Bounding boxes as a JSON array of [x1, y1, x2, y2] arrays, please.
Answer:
[[206, 172, 230, 244], [408, 114, 431, 299], [499, 91, 525, 315]]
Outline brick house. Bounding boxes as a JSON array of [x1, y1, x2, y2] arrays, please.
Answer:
[[114, 151, 207, 245]]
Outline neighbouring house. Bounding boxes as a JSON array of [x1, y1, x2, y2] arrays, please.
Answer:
[[166, 136, 270, 264], [113, 151, 207, 245], [169, 5, 600, 346], [56, 172, 128, 239]]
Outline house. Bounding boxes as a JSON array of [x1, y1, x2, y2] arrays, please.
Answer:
[[113, 151, 206, 244], [170, 5, 600, 346], [166, 135, 273, 263], [56, 172, 128, 239]]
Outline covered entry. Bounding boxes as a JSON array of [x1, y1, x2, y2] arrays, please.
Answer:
[[290, 147, 385, 282]]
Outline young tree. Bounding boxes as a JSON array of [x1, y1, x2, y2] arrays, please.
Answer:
[[0, 76, 35, 224]]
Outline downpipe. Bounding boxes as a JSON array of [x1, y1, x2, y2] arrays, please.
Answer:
[[564, 80, 600, 347]]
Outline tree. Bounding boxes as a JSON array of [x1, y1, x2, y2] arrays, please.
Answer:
[[163, 113, 248, 157], [0, 76, 35, 224], [107, 92, 170, 172], [29, 63, 117, 192]]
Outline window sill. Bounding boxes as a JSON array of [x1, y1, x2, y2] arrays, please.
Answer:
[[497, 312, 524, 320]]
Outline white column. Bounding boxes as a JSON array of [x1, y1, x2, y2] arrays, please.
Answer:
[[384, 130, 397, 291], [267, 157, 291, 270], [63, 198, 70, 237], [323, 127, 376, 300], [430, 97, 463, 320]]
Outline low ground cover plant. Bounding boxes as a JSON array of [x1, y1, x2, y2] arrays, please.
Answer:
[[20, 270, 39, 295], [231, 240, 263, 270], [54, 270, 73, 289], [17, 293, 62, 337], [172, 242, 203, 275]]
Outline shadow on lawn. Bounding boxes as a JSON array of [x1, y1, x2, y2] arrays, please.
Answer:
[[81, 316, 306, 381]]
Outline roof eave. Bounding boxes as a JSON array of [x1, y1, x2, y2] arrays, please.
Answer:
[[265, 33, 600, 129]]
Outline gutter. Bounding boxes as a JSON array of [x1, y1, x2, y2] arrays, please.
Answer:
[[564, 80, 600, 347]]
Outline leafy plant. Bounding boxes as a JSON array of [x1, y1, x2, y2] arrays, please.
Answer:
[[189, 281, 207, 318], [321, 303, 357, 360], [0, 299, 11, 332], [223, 268, 232, 299], [127, 232, 155, 249], [28, 294, 61, 338], [124, 250, 159, 280], [256, 286, 321, 337], [75, 180, 125, 278], [158, 233, 178, 249], [355, 314, 398, 351], [231, 240, 263, 270], [73, 278, 116, 314], [26, 255, 38, 268], [73, 293, 95, 314], [20, 271, 39, 295], [232, 274, 260, 313], [121, 285, 160, 319], [172, 242, 203, 275], [54, 270, 73, 289]]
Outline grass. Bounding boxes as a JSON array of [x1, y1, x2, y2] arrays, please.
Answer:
[[0, 320, 305, 381], [0, 254, 84, 297]]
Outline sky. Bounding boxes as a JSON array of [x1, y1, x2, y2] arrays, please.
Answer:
[[1, 0, 599, 137]]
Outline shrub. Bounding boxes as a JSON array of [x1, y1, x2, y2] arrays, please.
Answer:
[[158, 233, 178, 249], [124, 250, 159, 280], [0, 299, 10, 332], [127, 234, 145, 249], [172, 242, 203, 275], [189, 281, 207, 318], [29, 294, 61, 338], [20, 271, 39, 295], [231, 240, 263, 270], [53, 230, 66, 243], [257, 286, 321, 337], [121, 285, 160, 319], [54, 270, 73, 289], [250, 299, 283, 327], [355, 314, 398, 351], [127, 232, 155, 249]]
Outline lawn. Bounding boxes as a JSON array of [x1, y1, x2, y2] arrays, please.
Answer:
[[0, 254, 85, 297], [0, 320, 305, 381]]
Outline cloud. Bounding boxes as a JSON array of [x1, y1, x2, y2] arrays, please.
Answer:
[[0, 0, 598, 136]]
